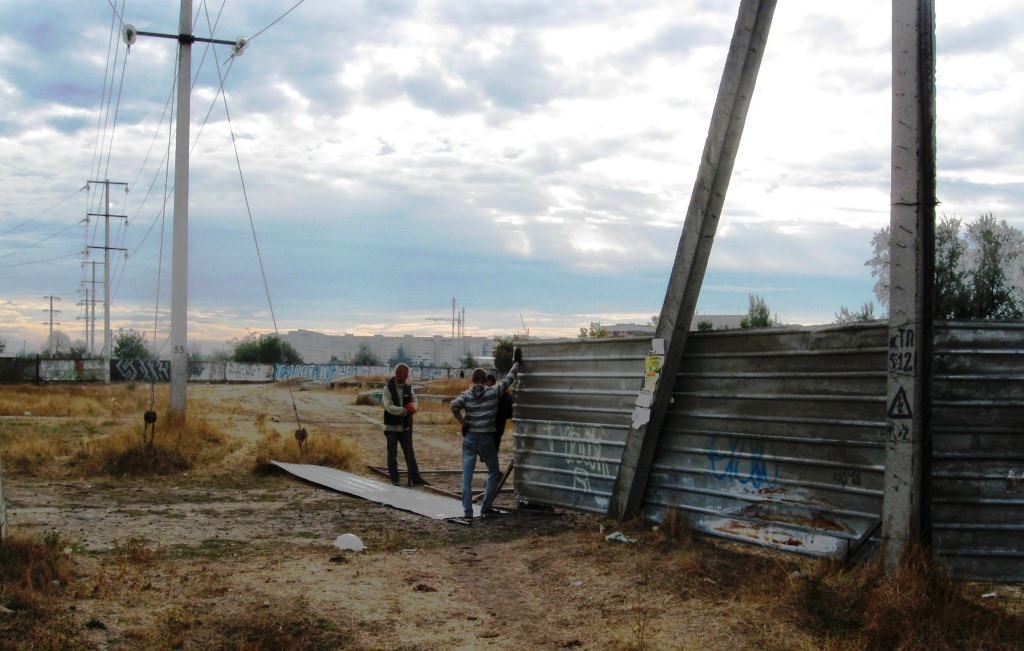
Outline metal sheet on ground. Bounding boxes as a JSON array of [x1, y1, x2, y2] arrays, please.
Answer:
[[272, 461, 476, 519]]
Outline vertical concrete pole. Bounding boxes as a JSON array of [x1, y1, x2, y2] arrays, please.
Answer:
[[103, 180, 112, 384], [883, 0, 936, 568], [170, 0, 193, 417], [609, 0, 777, 520]]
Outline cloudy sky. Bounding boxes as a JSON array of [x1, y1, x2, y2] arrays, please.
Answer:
[[1, 0, 1022, 355]]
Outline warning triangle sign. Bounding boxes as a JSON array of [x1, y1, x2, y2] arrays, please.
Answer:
[[887, 386, 913, 419]]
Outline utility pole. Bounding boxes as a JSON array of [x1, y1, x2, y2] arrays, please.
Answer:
[[169, 1, 193, 416], [77, 288, 89, 348], [86, 179, 128, 383], [81, 244, 102, 356], [882, 0, 936, 569], [41, 295, 61, 336], [122, 3, 248, 417]]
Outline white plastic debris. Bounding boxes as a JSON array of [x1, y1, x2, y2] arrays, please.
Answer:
[[334, 533, 365, 551], [605, 531, 640, 544]]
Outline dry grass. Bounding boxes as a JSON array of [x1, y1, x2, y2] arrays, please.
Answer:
[[778, 545, 1024, 650], [3, 384, 1023, 650], [252, 415, 362, 472], [0, 386, 230, 478], [0, 530, 361, 650], [609, 517, 1024, 650], [421, 377, 472, 396], [67, 413, 229, 477], [0, 531, 74, 612], [0, 383, 154, 418]]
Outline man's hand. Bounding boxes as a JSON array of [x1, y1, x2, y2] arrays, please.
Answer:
[[405, 403, 417, 415], [461, 423, 469, 436]]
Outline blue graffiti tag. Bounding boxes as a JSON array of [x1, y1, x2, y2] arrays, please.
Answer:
[[707, 436, 779, 489]]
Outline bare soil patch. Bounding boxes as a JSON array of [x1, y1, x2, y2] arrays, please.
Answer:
[[2, 382, 1022, 650]]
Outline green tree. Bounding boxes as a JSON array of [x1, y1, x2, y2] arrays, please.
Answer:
[[834, 302, 877, 324], [351, 344, 379, 366], [740, 294, 772, 329], [696, 320, 714, 332], [934, 217, 972, 320], [461, 352, 479, 368], [113, 328, 153, 360], [387, 345, 412, 367], [492, 334, 531, 374], [966, 214, 1023, 319], [578, 321, 609, 338], [40, 331, 73, 358], [0, 337, 6, 354], [231, 333, 304, 364], [868, 213, 1024, 320]]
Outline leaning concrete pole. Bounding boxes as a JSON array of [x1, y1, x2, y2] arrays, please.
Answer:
[[609, 0, 777, 520], [882, 0, 936, 568], [170, 0, 193, 417]]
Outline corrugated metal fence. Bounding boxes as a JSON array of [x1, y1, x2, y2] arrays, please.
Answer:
[[931, 322, 1024, 581], [514, 337, 652, 514], [514, 321, 1024, 581]]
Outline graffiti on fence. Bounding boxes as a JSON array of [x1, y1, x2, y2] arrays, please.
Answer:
[[534, 422, 614, 494], [111, 359, 170, 382], [15, 360, 462, 384], [832, 468, 863, 489], [276, 364, 351, 381], [273, 364, 458, 382], [225, 363, 275, 382], [707, 436, 779, 490], [187, 362, 209, 380]]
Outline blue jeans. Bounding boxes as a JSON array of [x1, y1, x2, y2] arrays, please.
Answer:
[[461, 432, 501, 516]]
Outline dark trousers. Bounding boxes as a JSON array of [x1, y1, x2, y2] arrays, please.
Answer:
[[385, 428, 421, 482]]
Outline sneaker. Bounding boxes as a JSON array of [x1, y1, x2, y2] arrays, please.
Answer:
[[480, 507, 502, 515], [464, 511, 474, 520], [411, 476, 430, 486], [390, 478, 401, 486]]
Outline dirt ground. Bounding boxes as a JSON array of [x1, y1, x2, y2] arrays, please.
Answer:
[[3, 382, 1022, 650]]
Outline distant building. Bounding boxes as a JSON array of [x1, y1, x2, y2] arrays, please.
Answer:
[[604, 323, 656, 337], [280, 329, 494, 367], [603, 315, 750, 336], [691, 314, 747, 330]]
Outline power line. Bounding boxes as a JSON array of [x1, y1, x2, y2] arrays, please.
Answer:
[[0, 187, 85, 238], [0, 220, 85, 262], [0, 251, 82, 271], [249, 0, 308, 42]]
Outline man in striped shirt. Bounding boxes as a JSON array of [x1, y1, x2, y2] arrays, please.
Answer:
[[450, 362, 520, 519]]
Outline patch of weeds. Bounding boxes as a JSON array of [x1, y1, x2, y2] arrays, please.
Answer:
[[166, 538, 250, 561], [70, 413, 229, 477], [113, 537, 163, 565], [783, 546, 1024, 650], [374, 527, 410, 552], [207, 602, 361, 650], [253, 428, 362, 473], [0, 531, 74, 612], [656, 507, 697, 548]]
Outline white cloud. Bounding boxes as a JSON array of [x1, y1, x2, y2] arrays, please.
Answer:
[[0, 1, 1022, 353]]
